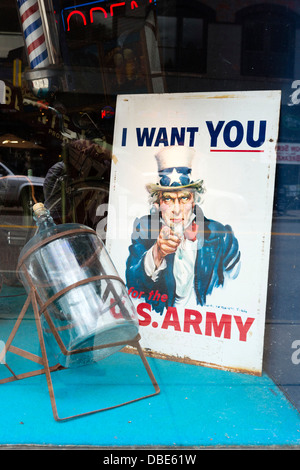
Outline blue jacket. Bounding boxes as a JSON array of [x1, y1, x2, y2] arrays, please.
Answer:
[[125, 206, 241, 313]]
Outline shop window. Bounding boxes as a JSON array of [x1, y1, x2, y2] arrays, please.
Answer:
[[237, 5, 298, 79], [54, 0, 161, 94], [157, 1, 215, 74]]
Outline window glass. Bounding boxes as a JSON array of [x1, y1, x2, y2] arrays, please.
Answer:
[[239, 7, 297, 78], [1, 0, 300, 445], [157, 16, 177, 70]]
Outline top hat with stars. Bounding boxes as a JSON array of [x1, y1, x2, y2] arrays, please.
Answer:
[[146, 145, 204, 194]]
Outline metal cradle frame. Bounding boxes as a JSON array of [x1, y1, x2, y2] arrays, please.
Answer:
[[0, 228, 160, 421]]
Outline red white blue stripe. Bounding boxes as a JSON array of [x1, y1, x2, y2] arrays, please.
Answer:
[[17, 0, 49, 69]]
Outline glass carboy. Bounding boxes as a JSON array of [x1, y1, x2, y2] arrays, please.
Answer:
[[17, 203, 139, 368]]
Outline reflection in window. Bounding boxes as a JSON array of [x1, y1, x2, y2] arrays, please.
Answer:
[[157, 16, 176, 70], [157, 2, 215, 74], [238, 6, 298, 79], [181, 18, 204, 71]]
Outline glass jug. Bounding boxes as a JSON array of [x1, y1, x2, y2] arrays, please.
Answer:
[[17, 203, 139, 368]]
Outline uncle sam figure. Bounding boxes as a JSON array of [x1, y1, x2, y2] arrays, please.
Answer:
[[126, 145, 241, 314]]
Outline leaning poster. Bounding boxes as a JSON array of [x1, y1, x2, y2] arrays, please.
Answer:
[[103, 91, 281, 375]]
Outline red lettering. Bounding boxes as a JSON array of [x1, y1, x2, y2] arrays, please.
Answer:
[[110, 2, 125, 16], [64, 1, 158, 32], [161, 307, 181, 331], [183, 309, 202, 334], [205, 312, 231, 339], [110, 298, 123, 319], [137, 302, 152, 326], [90, 6, 107, 22], [66, 10, 87, 31], [135, 302, 254, 343], [234, 316, 255, 342]]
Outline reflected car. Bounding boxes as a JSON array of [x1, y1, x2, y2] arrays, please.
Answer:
[[0, 163, 45, 287], [0, 162, 44, 207]]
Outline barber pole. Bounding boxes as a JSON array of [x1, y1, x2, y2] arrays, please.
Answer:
[[17, 0, 50, 69]]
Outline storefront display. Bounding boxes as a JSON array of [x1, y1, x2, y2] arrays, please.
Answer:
[[106, 90, 281, 375], [0, 0, 300, 450]]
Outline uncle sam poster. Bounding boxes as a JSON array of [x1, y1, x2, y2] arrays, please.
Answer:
[[103, 91, 281, 375]]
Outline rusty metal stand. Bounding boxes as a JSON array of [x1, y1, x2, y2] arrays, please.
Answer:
[[0, 287, 160, 421]]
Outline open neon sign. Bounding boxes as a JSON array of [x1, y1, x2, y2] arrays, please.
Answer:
[[61, 0, 157, 31]]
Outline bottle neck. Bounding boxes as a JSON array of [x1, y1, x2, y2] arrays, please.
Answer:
[[33, 208, 56, 232]]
